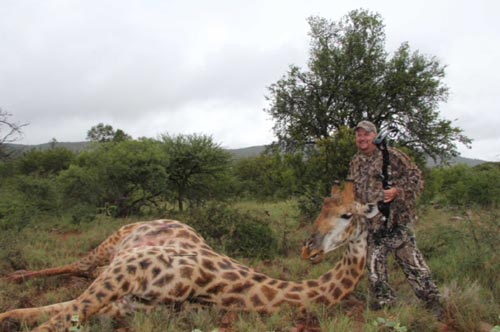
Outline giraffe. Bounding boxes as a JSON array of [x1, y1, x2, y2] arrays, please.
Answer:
[[0, 181, 378, 332]]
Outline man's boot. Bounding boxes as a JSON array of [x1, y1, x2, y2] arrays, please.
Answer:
[[425, 298, 445, 321]]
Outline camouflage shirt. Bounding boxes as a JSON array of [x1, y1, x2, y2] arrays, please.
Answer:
[[348, 147, 424, 228]]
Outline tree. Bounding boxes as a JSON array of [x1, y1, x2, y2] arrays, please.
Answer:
[[0, 109, 27, 159], [265, 9, 470, 162], [15, 148, 75, 176], [58, 139, 167, 217], [161, 134, 232, 211], [233, 153, 298, 200], [86, 123, 131, 142]]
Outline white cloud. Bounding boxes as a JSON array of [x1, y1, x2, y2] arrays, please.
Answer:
[[1, 0, 499, 160]]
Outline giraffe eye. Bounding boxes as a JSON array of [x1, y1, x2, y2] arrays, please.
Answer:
[[340, 213, 352, 219]]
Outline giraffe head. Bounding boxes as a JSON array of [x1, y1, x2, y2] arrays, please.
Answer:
[[301, 180, 378, 264]]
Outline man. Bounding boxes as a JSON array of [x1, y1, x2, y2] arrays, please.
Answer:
[[348, 120, 443, 316]]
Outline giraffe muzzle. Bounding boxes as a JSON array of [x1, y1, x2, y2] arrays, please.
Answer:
[[301, 239, 325, 264]]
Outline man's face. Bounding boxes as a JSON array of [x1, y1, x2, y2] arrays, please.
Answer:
[[355, 128, 378, 154]]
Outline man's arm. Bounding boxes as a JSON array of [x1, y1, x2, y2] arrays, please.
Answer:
[[387, 148, 424, 207]]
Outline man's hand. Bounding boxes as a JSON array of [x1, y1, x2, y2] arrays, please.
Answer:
[[383, 187, 399, 203]]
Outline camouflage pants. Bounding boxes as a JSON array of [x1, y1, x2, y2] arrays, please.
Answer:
[[366, 224, 441, 308]]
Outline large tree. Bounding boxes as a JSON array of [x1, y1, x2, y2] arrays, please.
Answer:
[[265, 9, 470, 161]]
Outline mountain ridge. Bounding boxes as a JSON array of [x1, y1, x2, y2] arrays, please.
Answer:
[[5, 141, 489, 167]]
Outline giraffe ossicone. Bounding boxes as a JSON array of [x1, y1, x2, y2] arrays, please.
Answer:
[[0, 181, 378, 332]]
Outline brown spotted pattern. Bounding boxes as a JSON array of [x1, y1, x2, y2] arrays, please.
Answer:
[[0, 183, 376, 332]]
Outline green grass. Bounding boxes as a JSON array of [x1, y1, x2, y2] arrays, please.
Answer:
[[0, 202, 499, 332]]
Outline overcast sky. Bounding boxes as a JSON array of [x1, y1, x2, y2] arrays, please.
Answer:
[[1, 0, 499, 161]]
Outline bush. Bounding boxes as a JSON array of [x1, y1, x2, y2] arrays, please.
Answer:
[[15, 147, 75, 176], [186, 202, 278, 259], [423, 163, 500, 207], [232, 154, 298, 200], [0, 175, 61, 229], [296, 181, 327, 223], [59, 140, 167, 217]]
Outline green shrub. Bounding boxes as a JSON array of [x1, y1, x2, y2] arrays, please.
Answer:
[[0, 175, 61, 229], [232, 153, 298, 200], [15, 147, 75, 176], [186, 202, 278, 259], [58, 140, 167, 217], [68, 203, 97, 225], [13, 175, 60, 212], [296, 181, 327, 222], [423, 163, 500, 207]]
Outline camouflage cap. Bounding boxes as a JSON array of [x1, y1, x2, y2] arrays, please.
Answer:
[[355, 120, 377, 133]]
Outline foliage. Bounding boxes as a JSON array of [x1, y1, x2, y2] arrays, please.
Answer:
[[416, 206, 499, 332], [313, 126, 357, 181], [293, 127, 357, 220], [0, 174, 63, 230], [372, 317, 407, 332], [491, 316, 500, 332], [57, 164, 102, 213], [186, 202, 278, 259], [11, 175, 61, 212], [59, 139, 167, 217], [265, 9, 470, 163], [15, 147, 75, 176], [0, 201, 499, 331], [0, 132, 238, 228], [0, 179, 48, 230], [86, 123, 131, 142], [232, 199, 301, 257], [233, 128, 355, 221], [232, 153, 298, 200], [419, 207, 500, 304], [161, 134, 233, 211], [422, 162, 500, 207], [0, 147, 76, 228]]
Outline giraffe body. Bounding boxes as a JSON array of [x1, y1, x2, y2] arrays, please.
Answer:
[[0, 182, 378, 332]]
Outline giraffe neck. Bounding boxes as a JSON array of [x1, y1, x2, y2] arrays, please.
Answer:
[[199, 229, 368, 312], [311, 228, 368, 303]]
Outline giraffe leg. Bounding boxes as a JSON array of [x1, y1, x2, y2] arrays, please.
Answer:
[[3, 223, 141, 283], [29, 246, 182, 332], [3, 265, 85, 283], [97, 296, 157, 317], [0, 296, 155, 330], [0, 301, 74, 328]]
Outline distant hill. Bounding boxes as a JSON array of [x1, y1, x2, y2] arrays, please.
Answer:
[[5, 142, 268, 159], [4, 141, 90, 157], [225, 145, 267, 159], [4, 141, 488, 168], [426, 155, 486, 168], [226, 145, 489, 168]]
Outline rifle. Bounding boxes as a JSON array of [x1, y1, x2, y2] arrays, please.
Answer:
[[372, 127, 398, 227]]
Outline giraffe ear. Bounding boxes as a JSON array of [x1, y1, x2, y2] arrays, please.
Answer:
[[341, 180, 355, 205], [330, 180, 341, 197], [364, 203, 379, 219]]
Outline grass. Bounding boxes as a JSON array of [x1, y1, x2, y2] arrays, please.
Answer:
[[0, 202, 499, 332]]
